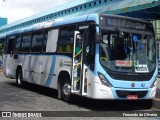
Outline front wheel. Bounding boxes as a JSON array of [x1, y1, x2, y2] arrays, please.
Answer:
[[16, 69, 24, 87], [61, 80, 72, 102]]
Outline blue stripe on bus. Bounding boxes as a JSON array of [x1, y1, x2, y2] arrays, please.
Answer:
[[45, 56, 56, 87]]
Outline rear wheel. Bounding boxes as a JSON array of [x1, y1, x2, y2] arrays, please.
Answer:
[[16, 69, 24, 87], [61, 80, 72, 102]]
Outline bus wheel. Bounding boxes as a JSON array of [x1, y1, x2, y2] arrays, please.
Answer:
[[61, 80, 72, 102], [16, 69, 24, 87]]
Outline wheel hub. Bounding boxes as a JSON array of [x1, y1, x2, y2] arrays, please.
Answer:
[[18, 74, 21, 85], [63, 83, 71, 96]]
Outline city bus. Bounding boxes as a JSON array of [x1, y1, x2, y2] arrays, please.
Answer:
[[0, 13, 158, 102]]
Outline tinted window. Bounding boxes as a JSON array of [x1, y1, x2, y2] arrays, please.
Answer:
[[0, 38, 5, 54], [21, 34, 31, 53], [43, 31, 48, 52], [5, 36, 16, 54], [31, 32, 43, 52], [15, 35, 21, 53], [4, 38, 8, 53], [57, 26, 75, 53]]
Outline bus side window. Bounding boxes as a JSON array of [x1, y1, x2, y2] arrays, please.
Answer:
[[6, 36, 16, 54], [21, 34, 32, 53], [0, 38, 5, 54], [57, 26, 75, 53], [31, 31, 43, 53], [43, 30, 48, 52], [15, 35, 21, 53], [3, 39, 7, 54], [0, 38, 4, 66]]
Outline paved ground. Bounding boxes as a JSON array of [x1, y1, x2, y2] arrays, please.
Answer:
[[0, 74, 159, 119], [156, 77, 160, 97]]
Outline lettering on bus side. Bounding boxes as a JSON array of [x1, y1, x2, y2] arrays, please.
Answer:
[[59, 59, 72, 67]]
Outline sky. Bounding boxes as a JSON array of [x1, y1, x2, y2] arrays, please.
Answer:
[[0, 0, 73, 23]]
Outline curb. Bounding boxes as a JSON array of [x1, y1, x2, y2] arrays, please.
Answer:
[[153, 98, 160, 109]]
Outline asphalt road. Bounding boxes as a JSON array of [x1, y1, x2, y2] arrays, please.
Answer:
[[156, 77, 160, 98], [0, 74, 159, 119]]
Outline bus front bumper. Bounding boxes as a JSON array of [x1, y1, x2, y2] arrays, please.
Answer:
[[87, 81, 156, 100]]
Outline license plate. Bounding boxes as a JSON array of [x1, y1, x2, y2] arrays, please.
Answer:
[[127, 95, 138, 100]]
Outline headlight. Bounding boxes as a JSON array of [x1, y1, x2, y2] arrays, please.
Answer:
[[150, 76, 158, 88], [98, 72, 112, 87]]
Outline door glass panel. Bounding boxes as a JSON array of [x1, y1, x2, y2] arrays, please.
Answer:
[[72, 33, 83, 91]]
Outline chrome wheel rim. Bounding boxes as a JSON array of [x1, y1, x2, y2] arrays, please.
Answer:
[[63, 82, 71, 96], [18, 74, 21, 85]]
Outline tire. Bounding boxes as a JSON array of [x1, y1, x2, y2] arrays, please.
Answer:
[[16, 69, 24, 87], [61, 80, 72, 102]]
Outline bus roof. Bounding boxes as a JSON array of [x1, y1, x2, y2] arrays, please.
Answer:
[[3, 13, 99, 37], [0, 13, 151, 38]]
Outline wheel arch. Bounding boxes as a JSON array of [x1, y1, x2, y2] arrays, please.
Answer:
[[57, 70, 71, 89], [16, 65, 22, 78]]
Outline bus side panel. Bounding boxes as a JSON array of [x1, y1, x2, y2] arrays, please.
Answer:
[[12, 55, 20, 78], [2, 54, 9, 76], [20, 55, 30, 82], [22, 55, 53, 86], [42, 55, 72, 89], [40, 55, 56, 87], [21, 54, 72, 90], [3, 54, 16, 78], [22, 55, 41, 84]]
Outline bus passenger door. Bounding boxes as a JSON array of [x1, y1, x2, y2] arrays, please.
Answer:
[[3, 36, 16, 78], [71, 31, 86, 95]]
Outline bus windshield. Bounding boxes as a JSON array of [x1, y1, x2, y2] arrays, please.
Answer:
[[99, 29, 156, 73]]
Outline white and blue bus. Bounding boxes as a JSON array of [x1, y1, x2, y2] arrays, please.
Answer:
[[0, 13, 158, 101]]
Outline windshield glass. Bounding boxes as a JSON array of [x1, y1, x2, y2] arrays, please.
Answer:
[[100, 30, 156, 73]]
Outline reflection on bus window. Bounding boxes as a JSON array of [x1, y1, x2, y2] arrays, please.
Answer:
[[57, 27, 75, 53], [31, 32, 43, 52], [21, 34, 32, 53], [43, 31, 48, 52], [15, 35, 21, 53], [6, 36, 16, 54], [100, 30, 155, 73]]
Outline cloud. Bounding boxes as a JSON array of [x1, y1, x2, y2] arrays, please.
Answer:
[[0, 0, 73, 23]]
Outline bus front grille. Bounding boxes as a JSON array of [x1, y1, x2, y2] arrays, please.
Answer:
[[116, 90, 148, 98]]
